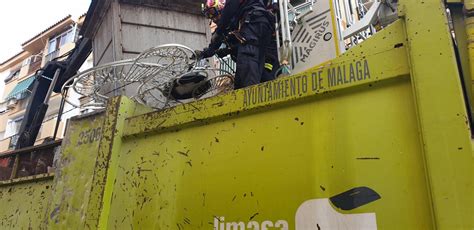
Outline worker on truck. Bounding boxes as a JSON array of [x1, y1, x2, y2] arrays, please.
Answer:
[[197, 0, 275, 89]]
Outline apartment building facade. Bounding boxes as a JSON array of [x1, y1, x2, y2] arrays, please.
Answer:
[[0, 15, 91, 152]]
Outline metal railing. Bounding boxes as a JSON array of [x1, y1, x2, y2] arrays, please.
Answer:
[[45, 50, 60, 62], [332, 0, 398, 50], [0, 140, 61, 181], [27, 58, 42, 76], [218, 56, 236, 75], [8, 134, 19, 150]]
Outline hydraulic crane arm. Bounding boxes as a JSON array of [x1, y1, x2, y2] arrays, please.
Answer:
[[14, 37, 92, 150]]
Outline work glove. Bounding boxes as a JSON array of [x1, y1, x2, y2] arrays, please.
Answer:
[[215, 47, 231, 58], [194, 48, 215, 60], [193, 50, 203, 60]]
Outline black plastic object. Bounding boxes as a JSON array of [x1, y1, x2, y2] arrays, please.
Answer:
[[329, 187, 381, 211], [168, 72, 210, 100]]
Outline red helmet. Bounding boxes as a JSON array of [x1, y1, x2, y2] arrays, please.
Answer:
[[202, 0, 226, 20]]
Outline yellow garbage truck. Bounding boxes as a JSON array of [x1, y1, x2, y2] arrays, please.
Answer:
[[0, 0, 472, 229]]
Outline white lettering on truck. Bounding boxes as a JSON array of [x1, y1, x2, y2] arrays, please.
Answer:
[[213, 216, 289, 230]]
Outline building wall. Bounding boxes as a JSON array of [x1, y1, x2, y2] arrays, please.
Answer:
[[0, 61, 31, 147], [93, 4, 114, 66], [0, 139, 9, 151], [0, 18, 85, 153], [120, 4, 208, 56], [92, 0, 209, 65]]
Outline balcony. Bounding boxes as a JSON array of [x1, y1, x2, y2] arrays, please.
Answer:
[[27, 57, 42, 76], [45, 50, 60, 62], [8, 134, 19, 150], [0, 140, 61, 181]]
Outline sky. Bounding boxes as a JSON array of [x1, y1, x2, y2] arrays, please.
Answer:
[[0, 0, 92, 63]]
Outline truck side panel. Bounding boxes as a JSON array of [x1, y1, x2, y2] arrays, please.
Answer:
[[0, 179, 53, 229], [109, 77, 434, 229], [100, 20, 442, 229]]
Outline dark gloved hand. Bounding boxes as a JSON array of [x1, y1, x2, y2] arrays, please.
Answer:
[[194, 49, 211, 58], [215, 47, 231, 58], [193, 48, 215, 60], [193, 50, 203, 60], [202, 48, 215, 59]]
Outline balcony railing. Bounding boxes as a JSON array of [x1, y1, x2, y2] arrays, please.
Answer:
[[0, 140, 61, 181], [45, 50, 60, 62], [8, 134, 19, 150], [27, 58, 42, 76]]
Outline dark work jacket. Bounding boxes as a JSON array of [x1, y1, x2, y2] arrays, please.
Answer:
[[204, 0, 270, 57], [215, 0, 266, 35]]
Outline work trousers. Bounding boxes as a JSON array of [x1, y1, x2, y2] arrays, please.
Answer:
[[234, 19, 272, 89], [261, 38, 280, 82]]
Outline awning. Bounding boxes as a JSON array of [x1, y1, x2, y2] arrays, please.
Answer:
[[5, 76, 36, 100]]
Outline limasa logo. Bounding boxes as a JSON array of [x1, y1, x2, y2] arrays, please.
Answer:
[[213, 216, 288, 230], [213, 187, 380, 230], [296, 187, 381, 229]]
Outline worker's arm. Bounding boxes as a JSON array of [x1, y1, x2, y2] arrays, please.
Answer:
[[200, 32, 224, 58]]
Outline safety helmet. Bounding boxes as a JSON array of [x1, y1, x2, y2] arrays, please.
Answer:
[[202, 0, 226, 21]]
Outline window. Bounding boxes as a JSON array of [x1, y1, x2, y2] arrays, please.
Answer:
[[25, 54, 42, 65], [48, 38, 58, 54], [47, 28, 75, 54], [4, 68, 20, 83], [27, 54, 43, 75], [59, 29, 74, 46], [5, 117, 23, 138]]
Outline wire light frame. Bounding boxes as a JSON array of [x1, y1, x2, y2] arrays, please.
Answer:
[[61, 59, 139, 109], [61, 44, 234, 111], [134, 67, 234, 109]]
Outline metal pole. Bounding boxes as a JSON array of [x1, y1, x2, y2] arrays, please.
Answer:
[[275, 14, 281, 62], [44, 69, 61, 104], [45, 68, 62, 140], [53, 90, 68, 140], [333, 0, 347, 51], [279, 0, 293, 65]]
